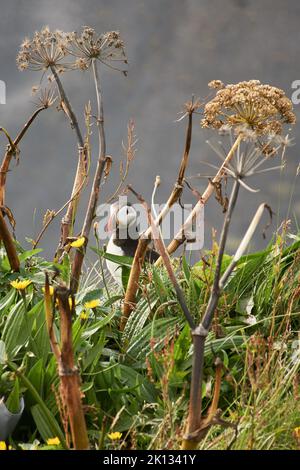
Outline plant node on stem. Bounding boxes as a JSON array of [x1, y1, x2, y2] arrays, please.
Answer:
[[46, 282, 89, 449]]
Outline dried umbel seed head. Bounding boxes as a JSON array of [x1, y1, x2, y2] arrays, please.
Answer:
[[32, 86, 57, 109], [202, 80, 296, 136], [68, 27, 127, 73], [17, 26, 72, 71]]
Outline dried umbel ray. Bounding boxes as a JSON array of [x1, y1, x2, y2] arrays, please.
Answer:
[[67, 27, 127, 73], [16, 26, 71, 71]]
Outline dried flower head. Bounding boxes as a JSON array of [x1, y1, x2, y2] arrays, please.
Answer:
[[33, 87, 57, 108], [17, 26, 72, 71], [202, 80, 296, 136], [208, 80, 224, 89], [68, 27, 127, 72]]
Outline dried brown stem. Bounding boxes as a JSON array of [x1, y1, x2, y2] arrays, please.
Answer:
[[50, 66, 88, 252], [149, 179, 196, 329], [55, 286, 89, 450], [44, 273, 61, 361], [182, 179, 240, 449], [121, 104, 196, 330], [70, 59, 108, 293], [182, 358, 223, 449], [106, 120, 136, 204], [207, 359, 223, 421], [0, 107, 46, 207], [59, 146, 88, 248], [33, 177, 87, 249], [155, 133, 242, 264], [0, 210, 19, 271]]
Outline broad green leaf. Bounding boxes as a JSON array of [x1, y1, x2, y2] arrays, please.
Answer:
[[18, 249, 43, 263], [91, 246, 133, 267], [7, 361, 67, 449], [25, 358, 45, 407], [0, 289, 16, 314], [0, 340, 7, 364], [182, 256, 191, 281], [5, 378, 21, 413], [31, 404, 64, 445]]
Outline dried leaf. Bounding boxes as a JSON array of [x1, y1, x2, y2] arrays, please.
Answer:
[[43, 209, 55, 227], [1, 205, 16, 230], [104, 155, 112, 181]]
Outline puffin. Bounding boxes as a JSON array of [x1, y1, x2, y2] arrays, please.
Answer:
[[105, 201, 159, 285]]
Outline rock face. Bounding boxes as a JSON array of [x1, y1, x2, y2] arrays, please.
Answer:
[[0, 0, 299, 254]]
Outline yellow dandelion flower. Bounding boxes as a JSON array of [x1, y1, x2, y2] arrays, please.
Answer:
[[42, 286, 54, 296], [10, 279, 32, 290], [46, 437, 60, 446], [80, 311, 89, 321], [84, 299, 101, 309], [69, 297, 74, 310], [0, 441, 7, 450], [70, 237, 85, 248], [108, 432, 122, 441]]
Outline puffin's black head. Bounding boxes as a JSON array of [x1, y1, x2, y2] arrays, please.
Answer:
[[106, 201, 137, 233]]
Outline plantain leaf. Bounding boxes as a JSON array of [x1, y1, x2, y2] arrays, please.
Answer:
[[5, 378, 21, 414]]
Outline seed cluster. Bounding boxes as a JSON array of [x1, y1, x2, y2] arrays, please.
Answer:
[[17, 26, 71, 71], [69, 27, 127, 72], [202, 80, 296, 136]]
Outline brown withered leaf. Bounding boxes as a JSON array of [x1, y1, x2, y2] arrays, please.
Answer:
[[209, 178, 228, 212], [1, 205, 16, 230]]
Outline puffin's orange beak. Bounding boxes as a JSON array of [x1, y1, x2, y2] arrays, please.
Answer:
[[104, 215, 113, 232], [105, 204, 119, 232]]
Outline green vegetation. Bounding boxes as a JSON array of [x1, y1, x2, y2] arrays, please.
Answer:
[[0, 231, 299, 449], [0, 26, 299, 451]]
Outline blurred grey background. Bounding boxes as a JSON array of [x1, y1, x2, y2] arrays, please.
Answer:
[[0, 0, 299, 259]]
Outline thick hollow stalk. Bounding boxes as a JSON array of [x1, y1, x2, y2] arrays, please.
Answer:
[[182, 333, 205, 449], [156, 134, 242, 263], [56, 288, 89, 450], [202, 179, 240, 330], [120, 237, 149, 330], [0, 210, 19, 271], [148, 182, 196, 330], [70, 60, 107, 293], [183, 179, 240, 449], [121, 111, 194, 329], [50, 66, 87, 249]]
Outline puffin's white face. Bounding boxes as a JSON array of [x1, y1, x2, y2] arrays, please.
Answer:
[[106, 203, 137, 232], [117, 205, 137, 228]]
